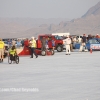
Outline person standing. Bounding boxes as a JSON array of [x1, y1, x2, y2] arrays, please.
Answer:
[[16, 39, 22, 48], [41, 37, 46, 51], [0, 38, 5, 62], [79, 34, 87, 52], [82, 34, 87, 45], [82, 34, 87, 50], [12, 39, 16, 46], [7, 39, 12, 48], [72, 36, 77, 48], [64, 35, 71, 55], [24, 38, 29, 47], [29, 37, 38, 58], [70, 36, 73, 52], [52, 39, 55, 50], [45, 38, 49, 50]]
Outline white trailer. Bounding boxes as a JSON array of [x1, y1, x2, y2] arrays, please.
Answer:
[[52, 33, 70, 37]]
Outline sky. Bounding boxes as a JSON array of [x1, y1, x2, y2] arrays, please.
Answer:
[[0, 0, 100, 19]]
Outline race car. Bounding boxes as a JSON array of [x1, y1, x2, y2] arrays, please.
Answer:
[[74, 38, 100, 51]]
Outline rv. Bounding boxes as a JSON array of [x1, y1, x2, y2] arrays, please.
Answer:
[[52, 33, 70, 37]]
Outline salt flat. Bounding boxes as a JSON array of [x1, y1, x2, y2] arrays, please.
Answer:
[[0, 51, 100, 100]]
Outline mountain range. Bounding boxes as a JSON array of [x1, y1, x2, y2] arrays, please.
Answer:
[[0, 1, 100, 38]]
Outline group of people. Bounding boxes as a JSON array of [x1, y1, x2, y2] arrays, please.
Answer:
[[63, 34, 100, 55], [41, 37, 55, 51], [0, 35, 56, 63], [0, 36, 38, 63], [0, 34, 100, 63], [5, 39, 23, 48], [0, 38, 19, 63]]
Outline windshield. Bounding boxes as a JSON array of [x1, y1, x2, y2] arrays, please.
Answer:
[[55, 35, 63, 40], [97, 38, 100, 42], [88, 39, 99, 44]]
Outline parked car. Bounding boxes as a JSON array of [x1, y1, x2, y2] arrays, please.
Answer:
[[75, 38, 100, 51]]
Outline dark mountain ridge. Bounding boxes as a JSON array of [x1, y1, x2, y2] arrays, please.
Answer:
[[82, 1, 100, 17]]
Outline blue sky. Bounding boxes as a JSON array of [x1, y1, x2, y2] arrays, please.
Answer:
[[0, 0, 100, 19]]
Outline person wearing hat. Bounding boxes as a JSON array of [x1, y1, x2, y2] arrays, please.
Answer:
[[96, 34, 99, 38], [0, 38, 5, 62], [63, 35, 71, 55], [29, 37, 38, 58], [81, 34, 87, 51]]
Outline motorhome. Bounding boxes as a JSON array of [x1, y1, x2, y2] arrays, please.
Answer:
[[52, 33, 70, 37]]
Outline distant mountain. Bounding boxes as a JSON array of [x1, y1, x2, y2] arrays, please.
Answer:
[[82, 1, 100, 17], [0, 2, 100, 38], [18, 1, 100, 37], [0, 18, 70, 38]]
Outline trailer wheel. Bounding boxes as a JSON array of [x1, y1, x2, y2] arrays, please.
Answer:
[[50, 50, 55, 55], [56, 45, 63, 52], [41, 50, 46, 56]]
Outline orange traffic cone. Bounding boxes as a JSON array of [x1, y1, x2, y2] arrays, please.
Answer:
[[90, 48, 92, 53]]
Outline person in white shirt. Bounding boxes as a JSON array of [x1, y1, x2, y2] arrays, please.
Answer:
[[72, 36, 77, 47], [12, 39, 16, 46], [63, 35, 71, 55]]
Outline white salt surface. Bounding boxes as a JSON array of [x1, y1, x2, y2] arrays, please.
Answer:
[[0, 51, 100, 100]]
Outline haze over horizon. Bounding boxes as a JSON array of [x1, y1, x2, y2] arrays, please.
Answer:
[[0, 0, 100, 19]]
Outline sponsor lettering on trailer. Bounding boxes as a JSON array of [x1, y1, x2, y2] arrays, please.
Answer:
[[90, 44, 100, 49]]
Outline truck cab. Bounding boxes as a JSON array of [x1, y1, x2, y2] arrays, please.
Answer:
[[37, 34, 64, 52]]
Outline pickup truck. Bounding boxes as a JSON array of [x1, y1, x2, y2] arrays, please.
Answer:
[[37, 34, 64, 52]]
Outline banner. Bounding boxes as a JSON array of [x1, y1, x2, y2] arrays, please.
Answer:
[[90, 44, 100, 49]]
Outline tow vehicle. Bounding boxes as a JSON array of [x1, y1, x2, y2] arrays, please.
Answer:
[[37, 34, 64, 52]]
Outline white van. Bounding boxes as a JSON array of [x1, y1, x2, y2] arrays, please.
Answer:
[[52, 33, 70, 37]]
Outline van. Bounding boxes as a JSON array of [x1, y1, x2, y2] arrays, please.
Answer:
[[52, 33, 70, 37]]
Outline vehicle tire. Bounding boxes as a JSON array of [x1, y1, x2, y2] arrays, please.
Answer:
[[41, 50, 46, 56], [50, 50, 55, 55], [56, 45, 63, 52]]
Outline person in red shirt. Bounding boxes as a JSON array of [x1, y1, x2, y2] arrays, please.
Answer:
[[24, 38, 29, 47], [96, 34, 99, 38]]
